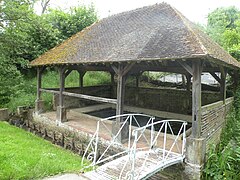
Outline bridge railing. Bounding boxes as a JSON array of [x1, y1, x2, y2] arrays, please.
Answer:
[[81, 113, 155, 170], [120, 120, 187, 179]]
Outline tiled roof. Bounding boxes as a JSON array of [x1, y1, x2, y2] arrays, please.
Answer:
[[30, 3, 240, 68]]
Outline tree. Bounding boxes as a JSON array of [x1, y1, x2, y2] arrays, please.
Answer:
[[46, 5, 97, 40], [0, 1, 98, 106], [206, 6, 240, 60]]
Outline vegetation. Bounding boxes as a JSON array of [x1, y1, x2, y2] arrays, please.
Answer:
[[0, 0, 97, 107], [0, 121, 90, 179], [201, 7, 240, 179], [5, 71, 110, 111], [203, 87, 240, 179], [206, 6, 240, 60]]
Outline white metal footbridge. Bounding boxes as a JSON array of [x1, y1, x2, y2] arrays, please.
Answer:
[[80, 114, 187, 180]]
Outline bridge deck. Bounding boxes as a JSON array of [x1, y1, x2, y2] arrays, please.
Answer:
[[80, 150, 184, 180]]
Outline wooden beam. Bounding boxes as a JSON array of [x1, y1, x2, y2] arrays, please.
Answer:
[[68, 64, 110, 72], [178, 61, 193, 75], [209, 71, 221, 84], [62, 91, 117, 104], [192, 61, 202, 138], [40, 88, 117, 104], [111, 63, 135, 116]]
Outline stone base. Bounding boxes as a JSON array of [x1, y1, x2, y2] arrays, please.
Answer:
[[0, 108, 9, 121], [56, 106, 67, 122], [112, 120, 129, 143], [186, 137, 206, 166], [35, 100, 44, 114], [184, 162, 202, 180]]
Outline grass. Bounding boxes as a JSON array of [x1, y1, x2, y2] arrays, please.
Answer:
[[0, 121, 89, 180]]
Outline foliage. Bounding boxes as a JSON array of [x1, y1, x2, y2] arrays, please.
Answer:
[[45, 5, 97, 40], [0, 56, 22, 106], [0, 121, 90, 179], [203, 86, 240, 179], [206, 6, 240, 60], [0, 0, 98, 107]]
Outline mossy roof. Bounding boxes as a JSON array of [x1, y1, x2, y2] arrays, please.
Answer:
[[30, 3, 240, 69]]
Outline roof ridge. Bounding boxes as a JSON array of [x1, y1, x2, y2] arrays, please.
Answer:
[[172, 6, 209, 55]]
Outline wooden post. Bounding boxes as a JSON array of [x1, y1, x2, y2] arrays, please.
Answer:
[[35, 67, 45, 114], [192, 61, 202, 138], [111, 63, 135, 143], [36, 67, 42, 101], [116, 65, 126, 116], [220, 68, 226, 104], [186, 74, 191, 91], [110, 72, 115, 98], [78, 70, 86, 88], [57, 66, 67, 122], [135, 74, 140, 105]]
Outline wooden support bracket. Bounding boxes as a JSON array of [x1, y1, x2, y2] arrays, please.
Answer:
[[209, 71, 221, 84], [178, 61, 193, 75]]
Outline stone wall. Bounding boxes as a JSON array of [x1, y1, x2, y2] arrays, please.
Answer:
[[201, 97, 233, 151], [53, 85, 221, 114], [125, 87, 221, 114]]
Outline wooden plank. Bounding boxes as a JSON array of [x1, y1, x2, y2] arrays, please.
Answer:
[[62, 91, 117, 104], [192, 61, 202, 138], [82, 150, 184, 180]]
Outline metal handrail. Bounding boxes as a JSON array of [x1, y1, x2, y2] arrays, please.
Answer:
[[123, 120, 187, 179], [81, 113, 155, 171]]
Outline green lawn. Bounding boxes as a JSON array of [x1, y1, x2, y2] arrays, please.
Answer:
[[0, 121, 89, 180]]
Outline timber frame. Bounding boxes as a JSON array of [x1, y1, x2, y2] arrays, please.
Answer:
[[35, 58, 238, 140]]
